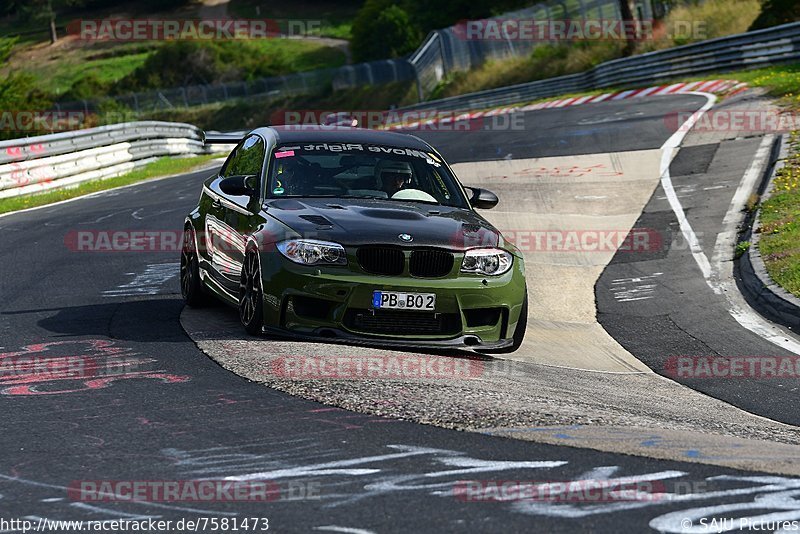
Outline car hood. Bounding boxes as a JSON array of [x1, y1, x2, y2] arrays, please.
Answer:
[[261, 197, 502, 250]]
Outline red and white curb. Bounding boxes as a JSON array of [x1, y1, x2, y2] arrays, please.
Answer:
[[383, 79, 748, 130]]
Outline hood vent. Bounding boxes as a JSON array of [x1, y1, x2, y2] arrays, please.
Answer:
[[299, 215, 334, 227], [360, 208, 425, 220]]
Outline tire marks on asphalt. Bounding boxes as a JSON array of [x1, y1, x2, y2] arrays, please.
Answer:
[[102, 262, 179, 298]]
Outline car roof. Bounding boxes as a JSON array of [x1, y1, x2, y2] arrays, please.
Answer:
[[252, 125, 434, 152]]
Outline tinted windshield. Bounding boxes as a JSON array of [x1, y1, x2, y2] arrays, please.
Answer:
[[266, 143, 470, 208]]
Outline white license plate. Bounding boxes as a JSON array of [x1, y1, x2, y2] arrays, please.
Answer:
[[372, 291, 436, 311]]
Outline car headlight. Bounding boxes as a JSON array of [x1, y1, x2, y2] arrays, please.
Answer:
[[277, 239, 347, 266], [461, 248, 513, 276]]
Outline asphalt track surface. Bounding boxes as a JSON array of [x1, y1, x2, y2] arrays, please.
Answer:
[[2, 94, 798, 533], [596, 134, 800, 426]]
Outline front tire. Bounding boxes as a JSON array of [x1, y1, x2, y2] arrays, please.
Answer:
[[507, 291, 528, 352], [239, 250, 264, 336], [181, 226, 213, 307]]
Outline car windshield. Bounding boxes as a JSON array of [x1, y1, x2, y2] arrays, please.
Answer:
[[266, 143, 470, 208]]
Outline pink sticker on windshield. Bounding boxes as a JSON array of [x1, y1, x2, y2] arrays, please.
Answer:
[[275, 150, 295, 158]]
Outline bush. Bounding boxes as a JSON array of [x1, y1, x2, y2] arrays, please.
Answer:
[[113, 41, 296, 93], [60, 72, 113, 102], [351, 0, 420, 62], [115, 42, 226, 92], [0, 71, 53, 140], [0, 37, 18, 64], [0, 71, 51, 110], [750, 0, 800, 30]]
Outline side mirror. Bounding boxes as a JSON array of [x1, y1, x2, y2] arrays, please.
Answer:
[[467, 187, 499, 209], [219, 175, 258, 197]]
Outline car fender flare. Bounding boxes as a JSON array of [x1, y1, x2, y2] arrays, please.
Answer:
[[183, 218, 201, 257], [243, 236, 269, 320], [244, 236, 266, 283]]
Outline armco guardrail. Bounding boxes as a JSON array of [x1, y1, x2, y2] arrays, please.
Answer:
[[409, 0, 636, 100], [401, 20, 800, 112], [0, 121, 229, 199]]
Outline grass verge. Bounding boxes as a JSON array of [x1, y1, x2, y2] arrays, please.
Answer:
[[711, 64, 800, 298], [711, 65, 800, 110], [757, 131, 800, 297], [0, 154, 220, 215]]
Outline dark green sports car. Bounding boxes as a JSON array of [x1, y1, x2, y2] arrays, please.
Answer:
[[181, 126, 527, 352]]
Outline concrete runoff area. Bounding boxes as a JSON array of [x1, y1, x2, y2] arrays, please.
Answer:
[[182, 148, 800, 475], [452, 151, 659, 371], [183, 308, 800, 476]]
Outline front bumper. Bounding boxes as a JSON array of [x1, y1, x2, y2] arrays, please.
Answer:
[[261, 326, 514, 350], [259, 252, 526, 348]]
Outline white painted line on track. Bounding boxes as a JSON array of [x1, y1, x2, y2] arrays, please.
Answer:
[[713, 135, 774, 276], [712, 135, 800, 354], [315, 527, 377, 534], [658, 92, 800, 355], [659, 92, 717, 281]]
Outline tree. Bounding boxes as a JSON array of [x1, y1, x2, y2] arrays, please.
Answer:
[[617, 0, 637, 56], [0, 72, 53, 140], [351, 0, 420, 62], [750, 0, 800, 30], [11, 0, 67, 44]]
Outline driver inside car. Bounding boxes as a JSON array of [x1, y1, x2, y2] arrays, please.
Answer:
[[273, 159, 308, 196], [377, 161, 413, 197]]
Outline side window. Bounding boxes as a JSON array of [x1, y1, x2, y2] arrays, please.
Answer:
[[220, 135, 265, 178], [229, 135, 265, 177], [219, 145, 239, 178]]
